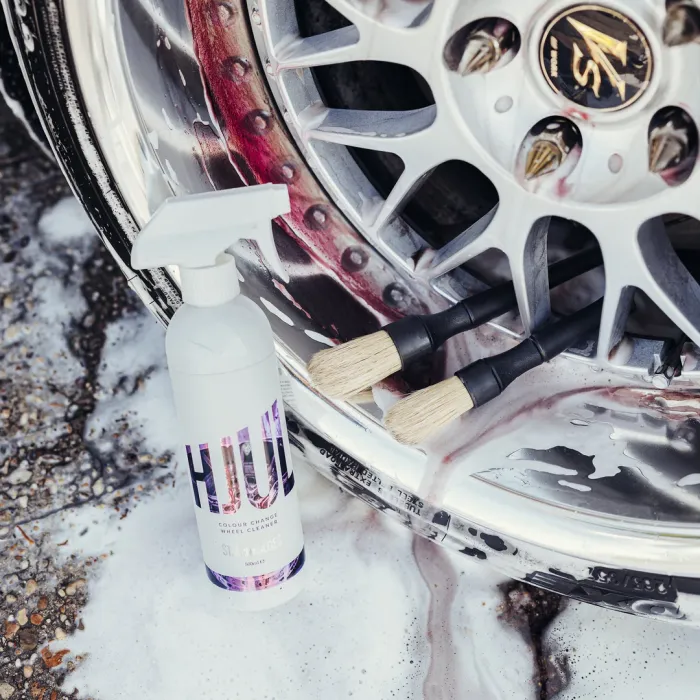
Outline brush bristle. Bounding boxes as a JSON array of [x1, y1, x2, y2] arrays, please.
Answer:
[[385, 377, 474, 445], [349, 389, 376, 404], [308, 331, 401, 400]]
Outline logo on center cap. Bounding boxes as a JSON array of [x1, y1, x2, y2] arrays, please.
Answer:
[[540, 4, 653, 112]]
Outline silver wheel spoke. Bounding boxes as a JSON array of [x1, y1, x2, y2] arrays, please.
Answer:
[[448, 0, 543, 34], [596, 283, 636, 363], [300, 104, 437, 154], [508, 217, 552, 333], [274, 27, 362, 69], [322, 0, 462, 76], [366, 165, 434, 233], [637, 218, 700, 348], [422, 205, 499, 280], [322, 0, 431, 28]]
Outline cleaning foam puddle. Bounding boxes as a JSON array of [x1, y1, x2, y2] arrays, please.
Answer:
[[57, 462, 532, 700]]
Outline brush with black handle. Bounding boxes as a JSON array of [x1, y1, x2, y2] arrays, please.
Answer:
[[385, 298, 604, 445], [309, 247, 603, 399]]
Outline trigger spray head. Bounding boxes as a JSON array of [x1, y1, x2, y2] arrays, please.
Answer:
[[131, 184, 291, 306]]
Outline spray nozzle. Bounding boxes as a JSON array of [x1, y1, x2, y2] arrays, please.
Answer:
[[131, 185, 291, 306]]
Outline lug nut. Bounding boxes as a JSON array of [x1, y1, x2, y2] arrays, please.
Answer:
[[651, 336, 686, 389], [524, 118, 581, 181], [648, 107, 698, 175], [446, 19, 519, 76], [663, 0, 700, 47]]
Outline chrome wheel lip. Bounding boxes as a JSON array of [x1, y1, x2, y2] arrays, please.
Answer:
[[6, 0, 700, 624]]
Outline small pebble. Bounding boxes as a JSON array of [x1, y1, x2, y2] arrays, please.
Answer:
[[22, 666, 32, 679], [57, 590, 65, 598], [7, 469, 31, 485], [54, 628, 66, 640], [16, 610, 27, 627], [29, 614, 42, 626], [0, 682, 15, 699], [37, 598, 47, 611], [5, 596, 16, 604], [4, 622, 19, 640], [24, 581, 36, 596], [17, 628, 37, 652]]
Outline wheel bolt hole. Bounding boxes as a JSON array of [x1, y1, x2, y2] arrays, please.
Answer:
[[304, 205, 331, 231], [341, 247, 370, 272], [444, 18, 520, 76], [648, 106, 699, 186], [222, 57, 251, 82], [382, 283, 413, 311], [519, 117, 582, 182], [608, 154, 624, 174], [243, 109, 273, 134], [213, 1, 236, 25], [495, 96, 513, 113]]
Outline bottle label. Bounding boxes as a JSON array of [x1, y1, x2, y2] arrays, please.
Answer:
[[172, 359, 305, 591]]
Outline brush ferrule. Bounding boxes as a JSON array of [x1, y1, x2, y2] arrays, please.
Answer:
[[385, 317, 435, 368], [457, 339, 543, 406], [386, 304, 478, 368], [456, 360, 503, 407], [457, 299, 604, 407]]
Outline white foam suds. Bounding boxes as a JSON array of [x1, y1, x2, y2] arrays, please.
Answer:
[[39, 197, 95, 244], [61, 468, 444, 699], [549, 598, 700, 698]]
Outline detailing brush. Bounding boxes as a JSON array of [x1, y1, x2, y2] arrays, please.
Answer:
[[386, 299, 604, 445], [309, 247, 603, 399]]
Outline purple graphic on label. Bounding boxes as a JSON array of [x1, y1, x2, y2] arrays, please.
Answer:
[[220, 436, 242, 514], [272, 400, 295, 496], [186, 444, 220, 513], [238, 422, 279, 510], [206, 548, 305, 592]]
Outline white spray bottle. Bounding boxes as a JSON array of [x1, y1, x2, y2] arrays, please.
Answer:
[[131, 184, 305, 610]]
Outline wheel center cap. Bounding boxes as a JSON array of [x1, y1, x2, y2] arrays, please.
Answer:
[[540, 4, 653, 112]]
